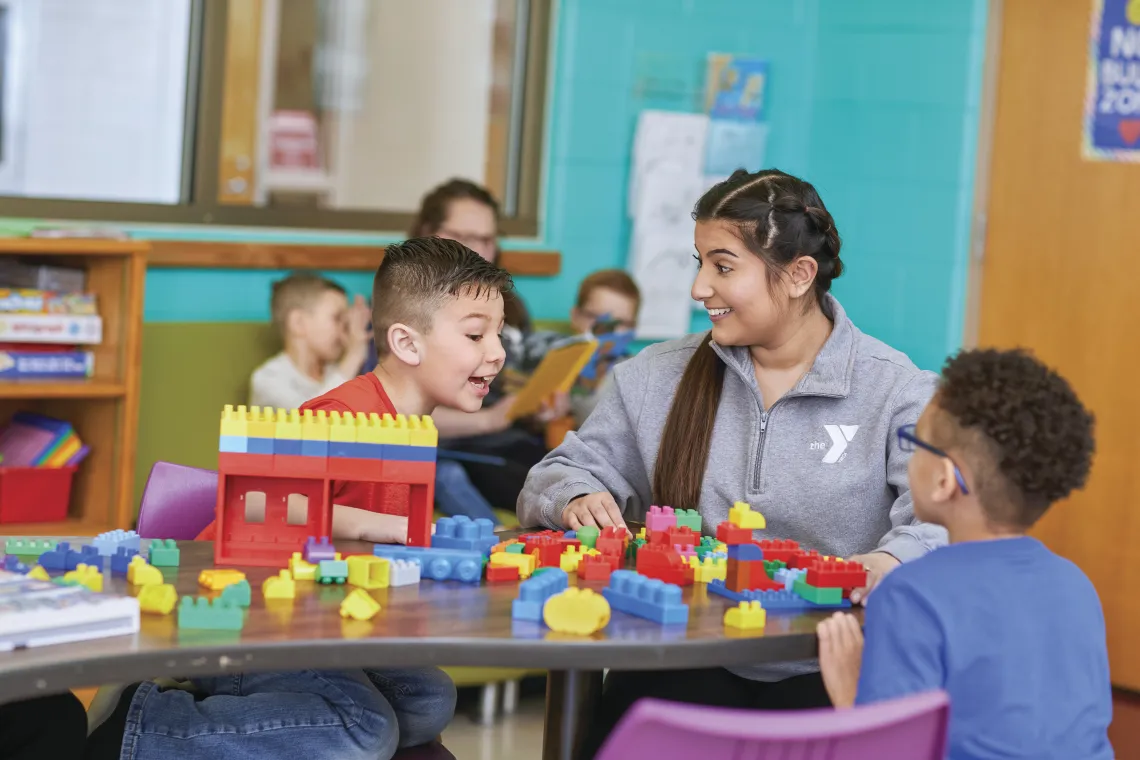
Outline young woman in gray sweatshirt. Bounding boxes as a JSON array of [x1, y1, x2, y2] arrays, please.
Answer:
[[516, 168, 947, 757]]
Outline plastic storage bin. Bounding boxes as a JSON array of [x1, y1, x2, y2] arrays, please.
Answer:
[[0, 466, 76, 523]]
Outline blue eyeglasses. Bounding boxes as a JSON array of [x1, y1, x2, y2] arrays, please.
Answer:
[[897, 424, 970, 495]]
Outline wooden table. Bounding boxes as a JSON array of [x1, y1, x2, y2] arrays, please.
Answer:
[[0, 537, 851, 760]]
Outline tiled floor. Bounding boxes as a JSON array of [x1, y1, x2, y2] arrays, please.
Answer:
[[443, 691, 545, 760]]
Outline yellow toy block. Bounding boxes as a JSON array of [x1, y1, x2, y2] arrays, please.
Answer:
[[290, 552, 318, 581], [301, 409, 330, 441], [715, 541, 727, 552], [559, 545, 601, 573], [408, 415, 438, 447], [353, 412, 384, 444], [543, 587, 611, 635], [376, 413, 411, 445], [636, 527, 647, 540], [63, 563, 103, 592], [27, 565, 50, 581], [275, 408, 302, 440], [489, 551, 537, 579], [220, 404, 248, 437], [728, 501, 766, 530], [198, 568, 247, 591], [262, 570, 296, 599], [127, 556, 163, 587], [688, 555, 727, 584], [138, 583, 178, 615], [724, 600, 766, 631], [347, 555, 390, 589], [247, 405, 275, 439], [340, 588, 381, 621], [329, 410, 357, 443]]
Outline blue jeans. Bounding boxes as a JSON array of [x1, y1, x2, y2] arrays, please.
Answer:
[[435, 459, 500, 524], [118, 667, 455, 760]]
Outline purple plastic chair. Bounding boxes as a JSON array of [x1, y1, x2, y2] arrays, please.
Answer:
[[596, 691, 949, 760], [136, 462, 218, 539]]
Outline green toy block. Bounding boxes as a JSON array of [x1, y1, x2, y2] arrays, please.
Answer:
[[675, 508, 702, 533], [148, 539, 180, 567], [793, 577, 843, 605], [695, 536, 720, 560], [576, 525, 599, 550], [764, 560, 787, 579], [53, 577, 79, 586], [219, 579, 251, 608], [505, 543, 525, 554], [178, 597, 244, 631], [318, 558, 347, 584], [5, 538, 57, 556], [627, 537, 646, 561]]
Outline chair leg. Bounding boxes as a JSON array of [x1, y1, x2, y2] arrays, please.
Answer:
[[502, 679, 520, 715], [477, 682, 499, 726]]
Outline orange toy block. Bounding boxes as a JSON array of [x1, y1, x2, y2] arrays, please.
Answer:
[[199, 568, 247, 591], [485, 564, 521, 582]]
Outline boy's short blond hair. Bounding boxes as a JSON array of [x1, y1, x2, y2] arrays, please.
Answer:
[[576, 269, 641, 313], [270, 272, 346, 337]]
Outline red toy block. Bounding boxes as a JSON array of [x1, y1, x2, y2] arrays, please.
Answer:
[[787, 550, 823, 570], [649, 526, 698, 549], [716, 521, 754, 545], [740, 561, 783, 592], [525, 536, 564, 568], [636, 545, 694, 586], [485, 564, 521, 582], [595, 526, 628, 557], [578, 553, 615, 582], [753, 539, 801, 564], [726, 559, 751, 592], [520, 529, 565, 543], [805, 559, 867, 589]]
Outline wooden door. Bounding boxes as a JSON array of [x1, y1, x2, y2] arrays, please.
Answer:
[[979, 0, 1140, 689]]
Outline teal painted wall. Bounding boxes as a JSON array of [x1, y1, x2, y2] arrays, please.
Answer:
[[18, 0, 988, 371]]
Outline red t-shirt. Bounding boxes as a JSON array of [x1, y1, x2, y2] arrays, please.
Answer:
[[197, 372, 407, 540]]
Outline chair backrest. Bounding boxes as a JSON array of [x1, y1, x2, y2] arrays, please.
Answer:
[[596, 691, 949, 760], [136, 461, 219, 540]]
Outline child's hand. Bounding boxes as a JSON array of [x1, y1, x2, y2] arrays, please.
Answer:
[[847, 552, 900, 604], [535, 391, 571, 423], [332, 505, 409, 544], [561, 492, 627, 531], [817, 612, 863, 708], [345, 295, 372, 348], [481, 394, 517, 434]]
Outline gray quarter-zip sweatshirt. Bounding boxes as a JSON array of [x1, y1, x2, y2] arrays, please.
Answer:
[[517, 295, 946, 680]]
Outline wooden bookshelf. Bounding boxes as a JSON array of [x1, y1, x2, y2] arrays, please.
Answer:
[[0, 239, 146, 535]]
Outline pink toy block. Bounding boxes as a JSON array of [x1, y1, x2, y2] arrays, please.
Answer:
[[645, 505, 677, 534]]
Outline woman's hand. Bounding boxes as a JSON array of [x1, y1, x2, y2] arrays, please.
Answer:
[[846, 551, 900, 605], [560, 492, 627, 531]]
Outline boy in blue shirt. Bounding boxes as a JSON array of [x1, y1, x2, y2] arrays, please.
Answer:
[[818, 348, 1112, 760]]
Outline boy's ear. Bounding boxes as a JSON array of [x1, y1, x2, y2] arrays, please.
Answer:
[[931, 457, 958, 504], [286, 308, 307, 337], [386, 322, 422, 367]]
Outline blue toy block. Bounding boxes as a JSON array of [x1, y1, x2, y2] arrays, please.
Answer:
[[329, 442, 383, 460], [431, 516, 498, 554], [274, 438, 302, 456], [148, 539, 180, 567], [219, 435, 248, 453], [110, 547, 139, 574], [511, 568, 569, 621], [304, 536, 337, 563], [38, 542, 79, 571], [92, 529, 141, 557], [3, 555, 28, 573], [247, 437, 274, 455], [318, 558, 348, 584], [727, 543, 763, 561], [773, 567, 806, 591], [300, 439, 329, 458], [373, 545, 482, 583], [564, 530, 577, 540], [329, 441, 355, 458], [386, 444, 437, 463], [707, 579, 851, 611], [76, 545, 101, 570], [602, 570, 689, 625]]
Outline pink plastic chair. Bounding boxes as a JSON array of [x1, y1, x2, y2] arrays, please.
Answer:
[[596, 691, 949, 760], [136, 462, 218, 539]]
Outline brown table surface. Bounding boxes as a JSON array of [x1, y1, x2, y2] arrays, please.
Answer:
[[0, 535, 858, 704]]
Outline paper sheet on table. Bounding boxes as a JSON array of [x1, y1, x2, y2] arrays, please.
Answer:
[[628, 111, 709, 217]]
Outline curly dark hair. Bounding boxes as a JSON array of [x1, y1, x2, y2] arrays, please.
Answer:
[[934, 348, 1095, 528]]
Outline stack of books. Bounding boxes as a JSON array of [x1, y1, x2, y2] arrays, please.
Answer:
[[0, 283, 100, 380], [0, 412, 89, 468]]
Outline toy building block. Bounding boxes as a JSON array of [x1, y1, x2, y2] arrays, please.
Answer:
[[38, 542, 81, 571], [148, 539, 180, 567], [138, 584, 178, 615], [728, 501, 766, 530], [486, 564, 521, 582], [688, 556, 727, 584], [602, 570, 689, 625], [512, 568, 569, 621], [340, 588, 382, 621], [727, 543, 764, 561], [62, 564, 103, 592], [127, 556, 163, 587], [110, 547, 139, 575], [92, 529, 141, 557], [347, 555, 390, 590], [763, 559, 787, 578], [489, 551, 537, 579], [636, 545, 694, 586], [199, 568, 247, 591], [27, 565, 50, 581], [805, 559, 867, 589], [289, 552, 318, 581], [220, 579, 252, 607], [724, 600, 766, 631], [674, 508, 702, 534], [5, 538, 57, 556], [505, 543, 526, 554], [649, 526, 697, 549], [2, 555, 28, 574], [544, 587, 611, 635], [715, 521, 754, 546], [787, 550, 823, 570], [178, 596, 244, 631], [708, 580, 851, 610], [374, 545, 483, 583], [774, 567, 807, 591], [318, 557, 349, 584], [645, 505, 676, 533], [304, 536, 337, 564], [754, 539, 801, 564], [432, 516, 498, 554], [575, 525, 599, 550], [578, 552, 616, 583], [794, 577, 843, 605], [263, 570, 297, 599], [525, 536, 564, 568], [491, 539, 519, 553], [596, 526, 628, 558], [388, 559, 421, 587], [676, 546, 696, 561], [77, 545, 102, 568], [563, 530, 577, 540], [559, 545, 600, 573]]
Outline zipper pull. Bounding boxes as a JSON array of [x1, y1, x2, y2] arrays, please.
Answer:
[[760, 411, 768, 433]]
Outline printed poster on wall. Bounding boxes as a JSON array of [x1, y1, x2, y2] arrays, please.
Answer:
[[1084, 0, 1140, 161]]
